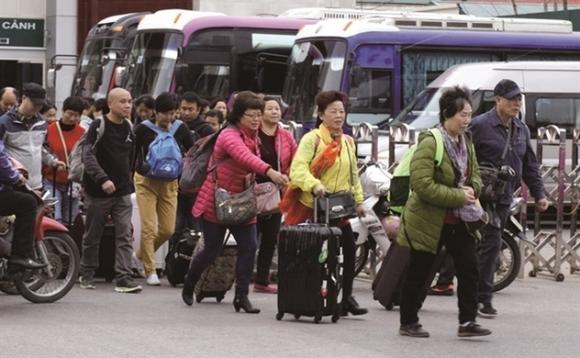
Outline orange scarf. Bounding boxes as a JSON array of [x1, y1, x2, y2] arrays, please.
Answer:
[[279, 133, 342, 224]]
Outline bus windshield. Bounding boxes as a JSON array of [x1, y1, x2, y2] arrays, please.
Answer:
[[72, 38, 114, 99], [282, 40, 346, 124], [124, 32, 183, 98], [176, 29, 296, 99]]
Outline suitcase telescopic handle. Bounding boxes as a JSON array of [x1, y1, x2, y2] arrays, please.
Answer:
[[313, 195, 330, 225]]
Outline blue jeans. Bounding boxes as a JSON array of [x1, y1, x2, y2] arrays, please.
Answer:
[[188, 220, 257, 296], [43, 180, 79, 225], [478, 203, 510, 305]]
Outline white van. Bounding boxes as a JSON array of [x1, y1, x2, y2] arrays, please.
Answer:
[[391, 61, 580, 139]]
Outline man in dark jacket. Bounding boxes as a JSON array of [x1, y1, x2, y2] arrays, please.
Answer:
[[80, 87, 142, 293], [0, 140, 45, 269], [468, 79, 548, 318]]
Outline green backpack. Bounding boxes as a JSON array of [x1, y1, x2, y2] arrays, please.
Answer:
[[389, 128, 444, 214]]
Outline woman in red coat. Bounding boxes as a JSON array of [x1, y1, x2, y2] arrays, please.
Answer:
[[181, 92, 289, 313], [43, 96, 85, 224]]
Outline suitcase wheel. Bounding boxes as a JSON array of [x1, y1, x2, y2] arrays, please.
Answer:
[[331, 314, 339, 323], [216, 294, 224, 303], [385, 303, 394, 311], [196, 294, 204, 303], [294, 314, 301, 320], [276, 312, 284, 321], [314, 315, 322, 324]]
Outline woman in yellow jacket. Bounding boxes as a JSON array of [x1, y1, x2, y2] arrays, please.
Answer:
[[280, 90, 367, 316]]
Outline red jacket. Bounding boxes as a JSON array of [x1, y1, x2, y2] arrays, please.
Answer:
[[43, 121, 85, 186], [274, 126, 297, 176], [193, 124, 271, 224]]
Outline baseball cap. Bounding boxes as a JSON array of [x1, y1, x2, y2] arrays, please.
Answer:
[[493, 79, 521, 99], [22, 82, 46, 105]]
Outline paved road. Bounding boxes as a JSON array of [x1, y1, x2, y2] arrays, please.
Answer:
[[1, 270, 579, 358]]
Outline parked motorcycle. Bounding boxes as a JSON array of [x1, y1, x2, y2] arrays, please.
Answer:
[[353, 160, 524, 293], [0, 186, 80, 303]]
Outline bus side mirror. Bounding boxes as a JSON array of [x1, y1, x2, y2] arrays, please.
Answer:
[[46, 68, 56, 89], [113, 66, 126, 87]]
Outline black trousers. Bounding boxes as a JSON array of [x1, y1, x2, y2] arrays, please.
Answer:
[[400, 223, 479, 325], [0, 187, 37, 258], [339, 223, 356, 302], [435, 251, 456, 286], [255, 213, 282, 285]]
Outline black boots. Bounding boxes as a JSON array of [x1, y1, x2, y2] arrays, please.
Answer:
[[233, 294, 260, 314], [341, 296, 368, 316]]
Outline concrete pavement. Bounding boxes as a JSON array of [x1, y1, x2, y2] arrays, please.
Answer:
[[0, 271, 579, 358]]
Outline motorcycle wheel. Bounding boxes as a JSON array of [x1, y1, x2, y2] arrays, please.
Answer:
[[354, 240, 370, 277], [15, 231, 80, 303], [492, 232, 521, 293]]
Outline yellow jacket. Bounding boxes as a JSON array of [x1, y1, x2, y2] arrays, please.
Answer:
[[289, 125, 364, 208]]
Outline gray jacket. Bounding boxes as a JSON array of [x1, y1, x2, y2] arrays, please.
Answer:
[[0, 109, 58, 189]]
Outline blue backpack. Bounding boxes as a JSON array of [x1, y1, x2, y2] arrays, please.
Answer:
[[142, 120, 183, 181]]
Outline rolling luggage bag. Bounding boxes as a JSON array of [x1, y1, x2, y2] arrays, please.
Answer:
[[372, 241, 447, 310], [276, 197, 344, 324], [194, 233, 237, 303]]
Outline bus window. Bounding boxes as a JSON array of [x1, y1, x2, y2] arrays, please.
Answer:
[[347, 68, 392, 125], [402, 51, 498, 106]]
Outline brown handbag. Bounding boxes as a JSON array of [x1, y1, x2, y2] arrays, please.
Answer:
[[255, 182, 281, 215]]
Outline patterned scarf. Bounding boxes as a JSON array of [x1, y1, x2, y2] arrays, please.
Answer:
[[279, 127, 342, 224], [437, 125, 485, 223]]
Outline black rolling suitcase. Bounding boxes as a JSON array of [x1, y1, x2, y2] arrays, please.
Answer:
[[71, 213, 116, 282], [372, 241, 447, 310], [276, 198, 344, 324]]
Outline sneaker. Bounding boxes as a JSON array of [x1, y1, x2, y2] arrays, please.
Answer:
[[254, 283, 277, 294], [114, 277, 142, 293], [428, 283, 454, 296], [478, 303, 498, 318], [458, 322, 492, 337], [399, 323, 430, 338], [79, 277, 96, 290], [146, 273, 161, 286]]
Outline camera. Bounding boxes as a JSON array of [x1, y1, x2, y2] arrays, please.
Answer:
[[494, 165, 516, 199]]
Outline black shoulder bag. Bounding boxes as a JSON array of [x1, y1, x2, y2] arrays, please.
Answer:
[[478, 123, 513, 202]]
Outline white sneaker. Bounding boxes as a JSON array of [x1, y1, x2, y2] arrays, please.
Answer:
[[146, 273, 161, 286]]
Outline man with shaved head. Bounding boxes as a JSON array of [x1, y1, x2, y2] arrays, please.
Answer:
[[0, 87, 18, 116], [80, 87, 142, 293]]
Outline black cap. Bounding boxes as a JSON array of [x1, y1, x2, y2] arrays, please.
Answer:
[[22, 82, 46, 105], [493, 79, 521, 99]]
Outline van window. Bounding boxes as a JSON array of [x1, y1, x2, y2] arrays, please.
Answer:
[[534, 97, 580, 134]]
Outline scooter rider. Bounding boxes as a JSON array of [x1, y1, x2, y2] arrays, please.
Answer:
[[0, 139, 46, 269]]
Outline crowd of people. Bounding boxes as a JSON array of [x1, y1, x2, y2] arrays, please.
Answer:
[[0, 79, 549, 337]]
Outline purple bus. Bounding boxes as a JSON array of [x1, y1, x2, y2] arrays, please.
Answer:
[[121, 9, 313, 99], [282, 14, 580, 129]]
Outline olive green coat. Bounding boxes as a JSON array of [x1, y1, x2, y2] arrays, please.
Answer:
[[396, 130, 482, 254]]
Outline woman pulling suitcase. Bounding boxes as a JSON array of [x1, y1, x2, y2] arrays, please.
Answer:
[[181, 91, 289, 313], [280, 90, 368, 316]]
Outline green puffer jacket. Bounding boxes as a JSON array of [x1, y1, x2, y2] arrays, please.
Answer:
[[397, 130, 481, 254]]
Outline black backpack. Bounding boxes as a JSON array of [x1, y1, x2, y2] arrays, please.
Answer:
[[165, 230, 201, 286]]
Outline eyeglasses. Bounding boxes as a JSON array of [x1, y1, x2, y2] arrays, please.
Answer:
[[243, 112, 262, 119]]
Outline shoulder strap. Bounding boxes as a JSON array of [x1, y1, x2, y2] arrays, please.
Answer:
[[429, 128, 444, 167], [142, 120, 161, 134], [170, 120, 183, 136], [93, 118, 106, 148], [55, 122, 69, 166], [500, 122, 513, 162]]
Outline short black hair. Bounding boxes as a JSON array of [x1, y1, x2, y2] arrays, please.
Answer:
[[228, 91, 263, 125], [205, 109, 224, 124], [179, 91, 202, 107], [62, 96, 85, 113], [438, 86, 472, 124], [41, 101, 56, 114], [94, 98, 108, 114], [135, 94, 155, 109], [155, 92, 177, 113]]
